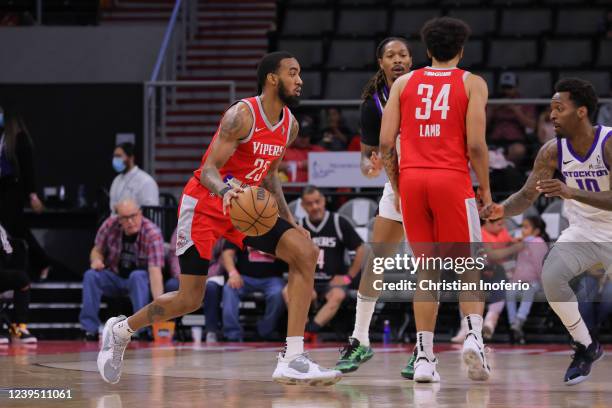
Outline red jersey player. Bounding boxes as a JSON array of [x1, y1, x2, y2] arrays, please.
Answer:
[[380, 18, 492, 383], [97, 52, 342, 386]]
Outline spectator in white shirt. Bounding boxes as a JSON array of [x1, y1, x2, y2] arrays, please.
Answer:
[[109, 142, 159, 212]]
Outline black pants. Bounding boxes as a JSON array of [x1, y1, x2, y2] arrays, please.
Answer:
[[0, 178, 50, 278], [0, 266, 31, 324]]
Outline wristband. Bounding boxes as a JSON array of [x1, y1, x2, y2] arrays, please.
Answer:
[[343, 275, 352, 285], [219, 186, 232, 198]]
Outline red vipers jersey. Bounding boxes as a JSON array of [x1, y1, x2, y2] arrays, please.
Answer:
[[193, 95, 292, 190], [399, 67, 470, 174]]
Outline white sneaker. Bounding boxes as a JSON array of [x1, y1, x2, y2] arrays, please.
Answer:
[[451, 324, 468, 344], [97, 316, 131, 384], [272, 352, 342, 386], [206, 332, 218, 343], [413, 354, 441, 383], [462, 332, 490, 381]]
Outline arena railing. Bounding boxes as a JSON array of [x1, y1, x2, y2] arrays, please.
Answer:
[[143, 81, 236, 176]]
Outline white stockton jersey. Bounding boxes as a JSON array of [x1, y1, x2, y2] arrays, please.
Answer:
[[558, 125, 612, 238]]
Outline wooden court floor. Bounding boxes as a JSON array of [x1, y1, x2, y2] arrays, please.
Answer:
[[1, 341, 611, 408]]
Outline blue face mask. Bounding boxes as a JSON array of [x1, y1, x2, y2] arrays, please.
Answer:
[[112, 157, 126, 173]]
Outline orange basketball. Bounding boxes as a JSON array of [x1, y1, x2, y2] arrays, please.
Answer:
[[229, 186, 278, 236]]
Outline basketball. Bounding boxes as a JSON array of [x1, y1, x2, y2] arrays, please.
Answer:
[[229, 186, 278, 236]]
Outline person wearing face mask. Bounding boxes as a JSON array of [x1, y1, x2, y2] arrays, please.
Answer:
[[108, 142, 159, 213]]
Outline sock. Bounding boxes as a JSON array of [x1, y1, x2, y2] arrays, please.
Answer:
[[416, 331, 435, 360], [465, 314, 483, 334], [306, 320, 321, 333], [351, 293, 377, 347], [284, 336, 304, 359], [550, 301, 592, 347], [112, 319, 135, 340]]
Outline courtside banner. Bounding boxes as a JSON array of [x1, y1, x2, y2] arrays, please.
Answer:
[[308, 152, 387, 187]]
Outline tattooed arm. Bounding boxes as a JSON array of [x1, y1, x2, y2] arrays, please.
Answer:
[[379, 74, 408, 195], [200, 102, 253, 195], [261, 114, 299, 227], [501, 139, 557, 216]]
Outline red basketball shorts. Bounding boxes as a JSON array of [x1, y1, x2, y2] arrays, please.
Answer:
[[175, 178, 245, 261], [399, 169, 481, 245]]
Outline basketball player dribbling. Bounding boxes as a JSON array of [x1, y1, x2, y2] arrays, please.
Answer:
[[97, 52, 342, 386], [334, 37, 420, 378], [483, 78, 610, 385], [380, 17, 492, 382]]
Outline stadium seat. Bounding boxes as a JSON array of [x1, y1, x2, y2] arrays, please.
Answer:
[[461, 40, 484, 68], [282, 9, 334, 36], [327, 40, 376, 69], [337, 9, 387, 36], [556, 9, 606, 35], [488, 40, 538, 68], [500, 9, 552, 36], [390, 9, 440, 38], [288, 199, 308, 221], [596, 40, 612, 68], [441, 0, 484, 5], [473, 71, 495, 92], [559, 71, 611, 96], [543, 0, 584, 3], [447, 9, 497, 36], [409, 42, 431, 68], [542, 40, 591, 68], [278, 40, 323, 69], [287, 0, 331, 4], [338, 198, 378, 227], [515, 71, 553, 98], [325, 71, 374, 99], [299, 71, 323, 99]]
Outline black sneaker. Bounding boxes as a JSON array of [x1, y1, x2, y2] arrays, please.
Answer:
[[564, 339, 604, 385], [11, 324, 37, 344]]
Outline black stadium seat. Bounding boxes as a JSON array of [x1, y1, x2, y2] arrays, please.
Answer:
[[515, 71, 553, 98], [559, 71, 611, 96], [500, 9, 552, 36], [327, 39, 376, 69], [556, 9, 606, 35], [282, 9, 334, 36], [542, 40, 591, 68], [390, 9, 440, 38], [278, 40, 323, 69], [325, 71, 374, 99], [337, 9, 387, 36], [447, 9, 497, 37], [488, 40, 538, 68]]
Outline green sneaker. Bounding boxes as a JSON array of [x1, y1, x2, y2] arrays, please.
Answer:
[[401, 348, 418, 379], [335, 337, 374, 373]]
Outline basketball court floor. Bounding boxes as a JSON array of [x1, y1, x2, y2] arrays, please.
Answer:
[[1, 341, 611, 407]]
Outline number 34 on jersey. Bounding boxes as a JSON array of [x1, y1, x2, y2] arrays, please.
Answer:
[[415, 83, 451, 138]]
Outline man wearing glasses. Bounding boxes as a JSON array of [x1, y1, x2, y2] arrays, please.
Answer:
[[79, 199, 164, 340]]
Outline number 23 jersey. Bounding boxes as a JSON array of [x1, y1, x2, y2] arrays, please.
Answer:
[[192, 95, 292, 193]]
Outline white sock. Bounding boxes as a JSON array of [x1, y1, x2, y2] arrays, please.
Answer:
[[284, 336, 304, 359], [465, 314, 483, 334], [112, 319, 135, 340], [550, 302, 592, 347], [416, 331, 435, 360], [351, 293, 377, 347]]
